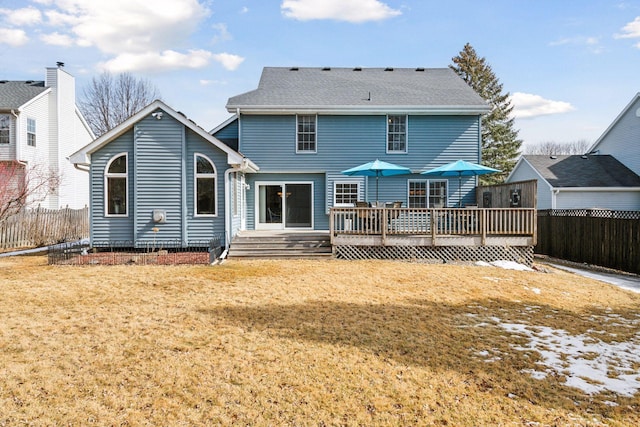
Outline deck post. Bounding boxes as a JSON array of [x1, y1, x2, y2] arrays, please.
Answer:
[[381, 208, 387, 245], [430, 209, 436, 246], [329, 209, 335, 245], [481, 209, 487, 246]]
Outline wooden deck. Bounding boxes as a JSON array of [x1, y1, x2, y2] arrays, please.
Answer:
[[330, 207, 536, 248]]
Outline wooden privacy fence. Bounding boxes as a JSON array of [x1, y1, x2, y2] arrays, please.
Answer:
[[536, 209, 640, 274], [0, 206, 89, 250]]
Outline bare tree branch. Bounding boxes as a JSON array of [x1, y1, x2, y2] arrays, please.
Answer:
[[523, 140, 591, 155], [0, 161, 60, 223], [79, 72, 160, 137]]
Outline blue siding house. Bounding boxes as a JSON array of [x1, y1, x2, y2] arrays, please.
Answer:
[[70, 100, 258, 248], [215, 67, 490, 232]]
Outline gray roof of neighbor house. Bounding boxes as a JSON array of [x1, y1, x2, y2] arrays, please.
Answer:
[[0, 80, 48, 110], [226, 67, 490, 113], [524, 155, 640, 187]]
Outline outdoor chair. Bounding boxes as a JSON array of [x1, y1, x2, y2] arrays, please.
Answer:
[[355, 201, 372, 231]]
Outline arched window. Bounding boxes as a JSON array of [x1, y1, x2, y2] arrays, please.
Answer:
[[105, 153, 128, 216], [195, 154, 216, 216]]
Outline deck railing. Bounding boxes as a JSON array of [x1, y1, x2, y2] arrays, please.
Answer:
[[329, 207, 537, 245]]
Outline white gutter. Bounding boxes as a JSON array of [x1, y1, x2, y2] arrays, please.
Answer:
[[229, 105, 490, 115], [553, 187, 640, 192]]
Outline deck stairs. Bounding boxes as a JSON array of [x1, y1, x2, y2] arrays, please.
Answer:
[[228, 230, 333, 259]]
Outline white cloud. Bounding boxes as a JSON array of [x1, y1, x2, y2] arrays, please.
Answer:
[[615, 16, 640, 39], [281, 0, 401, 23], [199, 79, 226, 86], [510, 92, 575, 119], [99, 49, 215, 73], [549, 36, 603, 54], [211, 22, 232, 44], [615, 16, 640, 47], [44, 10, 80, 27], [40, 31, 74, 46], [0, 28, 28, 46], [62, 0, 209, 54], [212, 53, 245, 70], [0, 7, 42, 26]]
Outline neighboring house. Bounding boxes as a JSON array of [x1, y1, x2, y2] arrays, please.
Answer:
[[506, 155, 640, 210], [0, 65, 94, 209], [587, 92, 640, 177], [213, 66, 490, 232], [69, 100, 258, 248]]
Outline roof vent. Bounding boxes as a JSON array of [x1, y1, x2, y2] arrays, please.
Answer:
[[322, 67, 331, 71], [384, 67, 394, 71], [581, 155, 588, 159], [0, 80, 7, 84], [290, 67, 299, 71], [550, 156, 557, 159], [353, 67, 362, 71], [416, 67, 425, 72], [25, 80, 33, 84]]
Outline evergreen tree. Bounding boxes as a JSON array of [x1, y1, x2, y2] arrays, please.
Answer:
[[450, 43, 522, 184]]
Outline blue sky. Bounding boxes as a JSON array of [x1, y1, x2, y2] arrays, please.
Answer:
[[1, 0, 639, 149]]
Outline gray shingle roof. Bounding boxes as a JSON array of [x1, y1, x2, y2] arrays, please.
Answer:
[[524, 155, 640, 187], [227, 67, 489, 112], [0, 80, 47, 110]]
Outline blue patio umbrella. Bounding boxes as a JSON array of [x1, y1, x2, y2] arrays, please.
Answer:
[[421, 160, 500, 207], [341, 159, 412, 202]]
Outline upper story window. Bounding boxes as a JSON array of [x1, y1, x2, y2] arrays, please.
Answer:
[[0, 114, 10, 144], [387, 115, 407, 153], [105, 153, 128, 216], [195, 154, 216, 216], [296, 114, 316, 153], [334, 182, 359, 206], [27, 118, 36, 147]]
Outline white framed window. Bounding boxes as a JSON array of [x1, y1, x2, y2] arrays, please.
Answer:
[[408, 179, 448, 208], [334, 182, 359, 206], [27, 118, 36, 147], [429, 180, 448, 208], [0, 114, 10, 144], [195, 153, 217, 216], [408, 180, 427, 208], [387, 115, 407, 153], [296, 114, 316, 153], [105, 153, 128, 216]]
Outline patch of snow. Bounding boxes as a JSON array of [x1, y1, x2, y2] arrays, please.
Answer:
[[491, 260, 534, 271], [498, 322, 640, 397]]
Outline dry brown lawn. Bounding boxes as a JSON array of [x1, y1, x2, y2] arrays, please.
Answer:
[[0, 255, 639, 426]]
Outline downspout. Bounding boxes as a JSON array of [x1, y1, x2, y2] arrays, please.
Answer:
[[10, 109, 20, 161], [552, 189, 560, 210], [223, 167, 237, 253]]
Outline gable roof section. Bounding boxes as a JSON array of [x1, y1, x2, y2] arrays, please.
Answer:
[[522, 155, 640, 188], [0, 80, 49, 110], [69, 99, 257, 171], [227, 67, 490, 114], [588, 92, 640, 154]]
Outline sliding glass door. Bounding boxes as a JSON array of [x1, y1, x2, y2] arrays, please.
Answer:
[[256, 182, 313, 229]]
